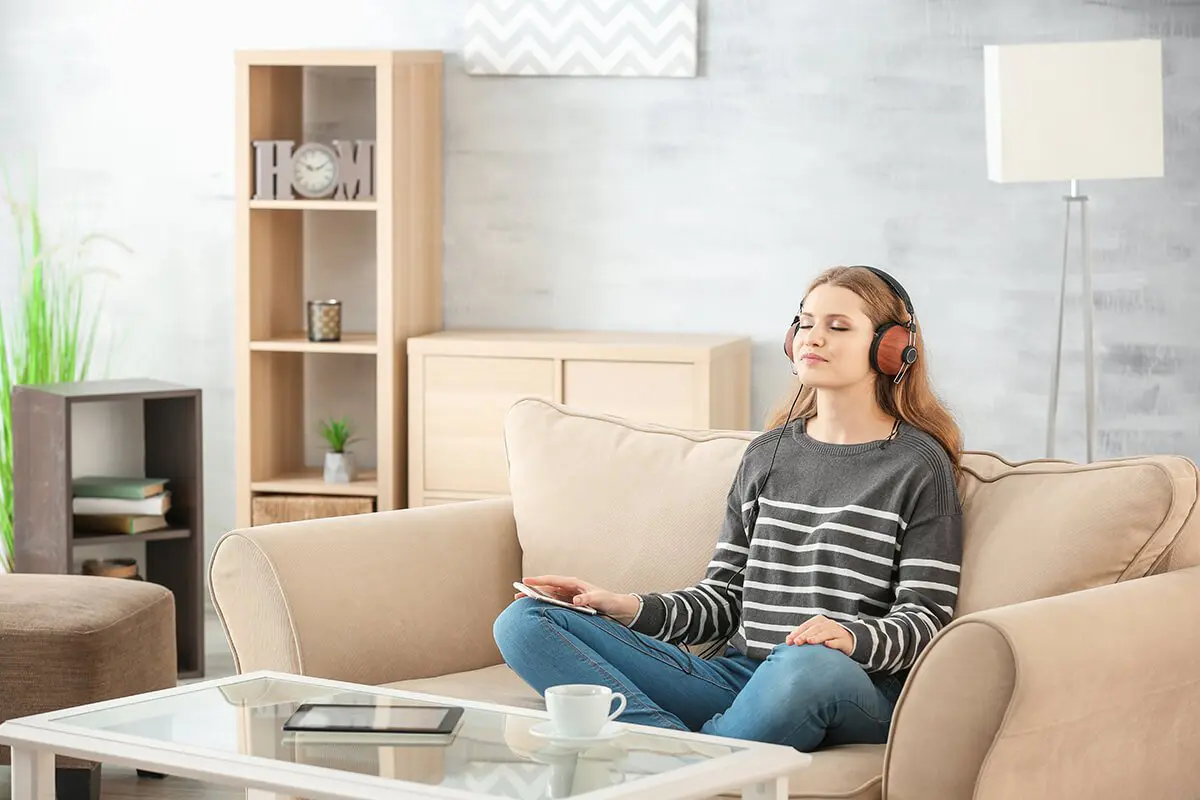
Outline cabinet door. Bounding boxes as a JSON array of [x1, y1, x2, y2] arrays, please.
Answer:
[[422, 356, 556, 495], [563, 360, 696, 428]]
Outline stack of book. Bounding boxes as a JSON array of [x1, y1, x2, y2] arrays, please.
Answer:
[[72, 476, 172, 535]]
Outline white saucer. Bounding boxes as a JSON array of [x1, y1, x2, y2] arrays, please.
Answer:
[[529, 720, 625, 746]]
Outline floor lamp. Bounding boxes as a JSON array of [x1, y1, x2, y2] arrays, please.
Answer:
[[983, 39, 1164, 462]]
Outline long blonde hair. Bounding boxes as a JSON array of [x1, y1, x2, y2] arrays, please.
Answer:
[[763, 266, 963, 481]]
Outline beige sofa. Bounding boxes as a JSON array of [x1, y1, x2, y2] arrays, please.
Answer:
[[209, 397, 1200, 799]]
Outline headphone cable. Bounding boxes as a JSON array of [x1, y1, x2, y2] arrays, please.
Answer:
[[697, 382, 805, 660]]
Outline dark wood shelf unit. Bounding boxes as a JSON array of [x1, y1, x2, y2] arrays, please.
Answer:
[[12, 378, 205, 679]]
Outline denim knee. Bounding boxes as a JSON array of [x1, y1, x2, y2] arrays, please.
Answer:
[[492, 596, 544, 655], [703, 643, 893, 749], [762, 643, 862, 705], [767, 641, 853, 673]]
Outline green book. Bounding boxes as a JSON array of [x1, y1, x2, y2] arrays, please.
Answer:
[[73, 514, 170, 535], [72, 476, 169, 499]]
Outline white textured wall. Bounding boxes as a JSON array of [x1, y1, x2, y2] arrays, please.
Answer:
[[1, 0, 1197, 568]]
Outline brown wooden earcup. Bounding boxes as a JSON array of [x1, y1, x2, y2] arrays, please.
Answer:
[[870, 321, 917, 377]]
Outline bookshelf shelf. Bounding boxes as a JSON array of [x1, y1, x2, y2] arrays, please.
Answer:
[[249, 333, 378, 354], [235, 49, 443, 527], [237, 49, 408, 68], [250, 469, 378, 497], [73, 528, 192, 547], [249, 200, 378, 211], [11, 378, 205, 679]]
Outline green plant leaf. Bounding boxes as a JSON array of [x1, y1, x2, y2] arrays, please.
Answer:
[[0, 165, 121, 572], [317, 415, 360, 454]]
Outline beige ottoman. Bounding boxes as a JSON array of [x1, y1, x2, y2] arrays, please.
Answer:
[[0, 574, 177, 799]]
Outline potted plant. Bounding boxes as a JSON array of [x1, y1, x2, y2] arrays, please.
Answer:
[[0, 166, 121, 572], [318, 416, 360, 484]]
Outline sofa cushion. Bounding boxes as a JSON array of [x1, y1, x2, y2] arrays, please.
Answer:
[[386, 664, 885, 800], [384, 664, 545, 711], [503, 397, 756, 595], [954, 451, 1200, 616]]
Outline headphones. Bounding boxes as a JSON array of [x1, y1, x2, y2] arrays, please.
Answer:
[[782, 265, 918, 385]]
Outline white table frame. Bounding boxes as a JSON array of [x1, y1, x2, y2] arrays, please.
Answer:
[[0, 669, 810, 800]]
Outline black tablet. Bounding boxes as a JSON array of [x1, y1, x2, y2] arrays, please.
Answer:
[[283, 703, 464, 736]]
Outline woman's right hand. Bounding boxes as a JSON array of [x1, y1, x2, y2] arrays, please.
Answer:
[[516, 575, 641, 625]]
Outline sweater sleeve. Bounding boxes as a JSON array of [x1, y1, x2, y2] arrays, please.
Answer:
[[628, 464, 750, 646], [839, 509, 963, 675]]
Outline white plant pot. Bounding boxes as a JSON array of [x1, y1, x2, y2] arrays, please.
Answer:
[[323, 451, 357, 484]]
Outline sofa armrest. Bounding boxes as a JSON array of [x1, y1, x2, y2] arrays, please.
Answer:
[[884, 564, 1200, 800], [208, 498, 521, 687]]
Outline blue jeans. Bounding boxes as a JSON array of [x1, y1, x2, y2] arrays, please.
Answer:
[[493, 597, 907, 752]]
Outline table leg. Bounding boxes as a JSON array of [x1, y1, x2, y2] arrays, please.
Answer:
[[742, 776, 786, 800], [10, 746, 54, 800], [247, 790, 295, 800], [239, 703, 298, 800]]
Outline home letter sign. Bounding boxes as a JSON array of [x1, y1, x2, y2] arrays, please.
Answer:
[[332, 140, 375, 201], [251, 139, 377, 201], [252, 140, 294, 200]]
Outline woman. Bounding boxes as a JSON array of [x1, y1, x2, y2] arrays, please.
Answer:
[[492, 265, 964, 752]]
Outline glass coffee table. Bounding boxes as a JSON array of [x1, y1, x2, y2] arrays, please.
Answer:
[[0, 670, 810, 799]]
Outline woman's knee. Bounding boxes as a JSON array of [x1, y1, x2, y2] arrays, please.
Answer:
[[715, 645, 878, 742], [763, 643, 866, 699], [492, 596, 546, 653], [768, 641, 851, 669]]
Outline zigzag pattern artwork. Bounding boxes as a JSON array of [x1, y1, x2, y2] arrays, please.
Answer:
[[464, 0, 698, 78]]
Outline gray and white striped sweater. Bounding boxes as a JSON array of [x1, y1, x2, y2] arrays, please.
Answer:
[[630, 417, 963, 675]]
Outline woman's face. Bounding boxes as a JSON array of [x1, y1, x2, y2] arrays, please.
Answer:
[[792, 284, 877, 389]]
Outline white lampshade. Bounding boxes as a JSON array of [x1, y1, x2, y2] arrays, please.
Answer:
[[984, 39, 1164, 183]]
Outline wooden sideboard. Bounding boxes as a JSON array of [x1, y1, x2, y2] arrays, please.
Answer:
[[406, 329, 752, 507]]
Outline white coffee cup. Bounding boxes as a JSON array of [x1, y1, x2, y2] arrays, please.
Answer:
[[544, 684, 627, 738]]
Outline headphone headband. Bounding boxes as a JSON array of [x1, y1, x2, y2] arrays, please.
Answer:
[[854, 265, 914, 319], [795, 265, 914, 321]]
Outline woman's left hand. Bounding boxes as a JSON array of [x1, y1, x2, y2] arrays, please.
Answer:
[[785, 615, 855, 656]]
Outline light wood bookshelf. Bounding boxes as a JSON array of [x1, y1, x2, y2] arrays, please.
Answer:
[[234, 49, 443, 528]]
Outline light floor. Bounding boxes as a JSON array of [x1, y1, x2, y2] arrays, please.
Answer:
[[0, 608, 245, 799]]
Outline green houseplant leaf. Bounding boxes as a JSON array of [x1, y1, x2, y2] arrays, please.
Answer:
[[0, 165, 123, 572], [317, 416, 360, 454]]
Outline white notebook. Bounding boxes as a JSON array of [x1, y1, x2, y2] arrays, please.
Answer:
[[72, 491, 171, 516]]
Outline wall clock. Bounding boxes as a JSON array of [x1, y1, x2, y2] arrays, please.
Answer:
[[291, 142, 340, 199]]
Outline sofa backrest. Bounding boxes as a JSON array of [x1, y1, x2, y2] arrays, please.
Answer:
[[503, 397, 756, 595], [502, 398, 1200, 616], [954, 451, 1200, 616]]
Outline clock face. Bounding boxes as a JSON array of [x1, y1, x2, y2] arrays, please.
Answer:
[[291, 143, 339, 199]]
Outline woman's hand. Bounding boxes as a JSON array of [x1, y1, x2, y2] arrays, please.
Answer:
[[515, 575, 641, 625], [785, 614, 855, 656]]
